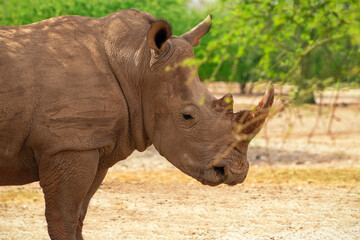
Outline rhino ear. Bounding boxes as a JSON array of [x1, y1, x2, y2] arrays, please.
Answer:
[[147, 19, 172, 52], [182, 15, 211, 47]]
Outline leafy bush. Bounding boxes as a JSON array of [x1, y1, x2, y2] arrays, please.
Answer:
[[0, 0, 203, 36], [2, 0, 358, 102], [202, 0, 360, 102]]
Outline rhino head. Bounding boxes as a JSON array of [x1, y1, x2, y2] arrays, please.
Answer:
[[142, 16, 274, 186]]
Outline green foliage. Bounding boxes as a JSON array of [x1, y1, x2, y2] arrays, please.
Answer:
[[1, 0, 359, 104], [202, 0, 360, 103], [0, 0, 203, 36]]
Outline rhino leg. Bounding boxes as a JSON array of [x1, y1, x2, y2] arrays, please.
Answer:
[[39, 150, 99, 240], [76, 168, 108, 240]]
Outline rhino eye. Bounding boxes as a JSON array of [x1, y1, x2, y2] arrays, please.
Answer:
[[182, 114, 194, 120]]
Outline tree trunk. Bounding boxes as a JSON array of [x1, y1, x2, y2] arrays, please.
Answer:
[[248, 82, 254, 94], [297, 22, 317, 104], [302, 91, 316, 104], [240, 83, 246, 95]]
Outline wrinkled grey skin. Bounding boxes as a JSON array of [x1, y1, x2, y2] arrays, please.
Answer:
[[0, 10, 274, 239]]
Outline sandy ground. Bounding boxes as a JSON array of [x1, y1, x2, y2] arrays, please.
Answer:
[[0, 86, 359, 240]]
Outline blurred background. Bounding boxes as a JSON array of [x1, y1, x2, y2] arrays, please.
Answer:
[[0, 1, 359, 239], [1, 0, 359, 103]]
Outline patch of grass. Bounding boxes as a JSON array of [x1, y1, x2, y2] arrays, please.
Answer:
[[0, 189, 43, 204], [106, 167, 360, 187], [106, 170, 196, 185], [247, 167, 360, 187]]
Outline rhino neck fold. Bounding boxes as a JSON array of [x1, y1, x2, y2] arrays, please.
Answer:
[[116, 71, 150, 153], [103, 48, 151, 153], [101, 12, 154, 153]]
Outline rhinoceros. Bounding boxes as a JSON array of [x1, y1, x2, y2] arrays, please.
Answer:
[[0, 9, 274, 240]]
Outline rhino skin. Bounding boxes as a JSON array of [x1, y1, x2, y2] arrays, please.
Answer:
[[0, 10, 274, 239]]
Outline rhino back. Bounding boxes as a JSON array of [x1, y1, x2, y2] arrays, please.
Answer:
[[0, 24, 38, 160], [0, 15, 128, 160], [0, 24, 42, 183], [0, 10, 155, 179]]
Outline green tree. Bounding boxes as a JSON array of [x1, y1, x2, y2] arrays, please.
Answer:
[[200, 0, 360, 103], [0, 0, 204, 36]]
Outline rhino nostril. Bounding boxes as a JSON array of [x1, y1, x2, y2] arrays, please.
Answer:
[[213, 166, 225, 177]]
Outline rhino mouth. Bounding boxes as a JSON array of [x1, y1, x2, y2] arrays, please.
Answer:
[[198, 157, 248, 186], [199, 166, 228, 186], [180, 151, 248, 186]]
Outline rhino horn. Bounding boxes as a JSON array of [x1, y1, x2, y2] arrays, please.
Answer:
[[182, 15, 212, 47], [257, 81, 275, 109], [232, 82, 274, 137], [213, 93, 234, 115]]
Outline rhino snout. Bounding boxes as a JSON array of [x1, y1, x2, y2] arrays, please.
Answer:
[[211, 159, 249, 186]]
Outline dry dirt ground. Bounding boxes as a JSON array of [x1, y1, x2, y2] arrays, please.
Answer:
[[1, 85, 359, 240]]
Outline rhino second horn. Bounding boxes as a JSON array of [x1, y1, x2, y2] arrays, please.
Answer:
[[182, 15, 212, 47], [232, 82, 274, 135], [213, 93, 234, 114]]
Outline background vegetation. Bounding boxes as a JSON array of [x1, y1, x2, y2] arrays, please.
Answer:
[[0, 0, 203, 35], [201, 0, 360, 103], [1, 0, 359, 103]]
